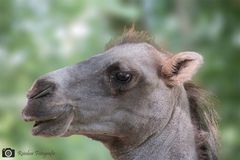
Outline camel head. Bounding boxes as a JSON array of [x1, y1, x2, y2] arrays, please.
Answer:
[[22, 32, 203, 148]]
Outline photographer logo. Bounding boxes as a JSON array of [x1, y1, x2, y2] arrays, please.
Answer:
[[2, 148, 15, 158], [2, 148, 56, 159]]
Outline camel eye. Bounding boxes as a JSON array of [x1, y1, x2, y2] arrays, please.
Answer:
[[112, 71, 132, 83], [107, 68, 139, 93]]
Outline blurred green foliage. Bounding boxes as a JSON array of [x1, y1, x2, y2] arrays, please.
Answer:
[[0, 0, 239, 160]]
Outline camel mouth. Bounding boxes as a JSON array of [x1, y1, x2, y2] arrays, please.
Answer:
[[31, 112, 63, 135], [31, 107, 74, 137], [22, 98, 74, 137], [32, 117, 59, 128], [29, 111, 62, 127]]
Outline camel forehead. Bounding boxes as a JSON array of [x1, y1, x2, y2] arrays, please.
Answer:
[[98, 42, 160, 66]]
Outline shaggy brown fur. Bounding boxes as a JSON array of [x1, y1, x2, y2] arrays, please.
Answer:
[[185, 82, 218, 160], [105, 28, 219, 160], [105, 26, 171, 54]]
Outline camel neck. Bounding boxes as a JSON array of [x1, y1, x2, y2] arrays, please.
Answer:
[[109, 103, 198, 160]]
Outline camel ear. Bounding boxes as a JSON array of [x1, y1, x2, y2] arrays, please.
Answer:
[[161, 52, 203, 86]]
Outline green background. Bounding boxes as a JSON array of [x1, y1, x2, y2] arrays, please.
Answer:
[[0, 0, 239, 160]]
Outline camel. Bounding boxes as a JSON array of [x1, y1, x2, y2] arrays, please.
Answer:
[[22, 29, 218, 160]]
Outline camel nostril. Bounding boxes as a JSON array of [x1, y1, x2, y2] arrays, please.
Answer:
[[27, 79, 56, 99]]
